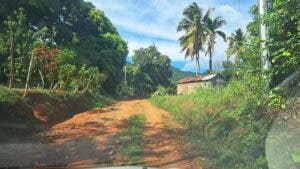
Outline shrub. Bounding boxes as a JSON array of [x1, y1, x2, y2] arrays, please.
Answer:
[[150, 77, 273, 169], [152, 85, 169, 97]]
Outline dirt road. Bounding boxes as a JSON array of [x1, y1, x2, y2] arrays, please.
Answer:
[[0, 99, 204, 168]]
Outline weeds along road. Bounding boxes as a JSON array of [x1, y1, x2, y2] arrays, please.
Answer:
[[0, 99, 205, 169]]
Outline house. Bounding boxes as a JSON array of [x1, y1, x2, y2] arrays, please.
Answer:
[[177, 74, 226, 95]]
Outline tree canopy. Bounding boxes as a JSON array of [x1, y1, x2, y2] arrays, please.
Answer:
[[0, 0, 128, 93], [119, 45, 172, 96]]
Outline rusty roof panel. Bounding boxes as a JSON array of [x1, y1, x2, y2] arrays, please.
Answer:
[[177, 74, 217, 84]]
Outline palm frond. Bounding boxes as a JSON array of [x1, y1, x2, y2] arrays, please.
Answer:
[[216, 31, 226, 41]]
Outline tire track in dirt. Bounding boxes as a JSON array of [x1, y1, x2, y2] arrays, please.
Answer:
[[141, 100, 204, 169], [0, 99, 205, 168]]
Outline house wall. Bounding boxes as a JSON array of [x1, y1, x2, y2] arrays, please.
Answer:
[[177, 83, 184, 95], [177, 75, 226, 95], [177, 81, 212, 95]]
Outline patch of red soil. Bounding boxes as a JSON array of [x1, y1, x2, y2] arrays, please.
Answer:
[[32, 105, 48, 123]]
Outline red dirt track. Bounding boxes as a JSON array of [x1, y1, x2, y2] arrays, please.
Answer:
[[0, 99, 205, 168]]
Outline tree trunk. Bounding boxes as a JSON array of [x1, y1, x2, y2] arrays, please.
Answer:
[[39, 69, 45, 89], [209, 50, 212, 73], [8, 37, 14, 90], [194, 60, 198, 77], [23, 52, 34, 97], [196, 53, 201, 76]]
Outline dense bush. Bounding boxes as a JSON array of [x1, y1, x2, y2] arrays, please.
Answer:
[[0, 85, 26, 119], [152, 85, 170, 97], [150, 77, 274, 169], [124, 45, 172, 97]]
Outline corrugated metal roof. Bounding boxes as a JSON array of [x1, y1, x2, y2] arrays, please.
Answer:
[[202, 74, 216, 81], [177, 74, 217, 84]]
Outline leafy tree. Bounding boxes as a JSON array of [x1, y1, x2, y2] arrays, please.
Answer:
[[204, 9, 226, 73], [121, 45, 172, 96], [177, 2, 209, 77], [4, 8, 32, 89], [226, 28, 247, 64], [75, 65, 107, 92], [33, 47, 59, 89], [265, 0, 300, 87], [170, 67, 195, 83], [0, 0, 128, 94], [133, 45, 172, 88], [57, 64, 76, 91]]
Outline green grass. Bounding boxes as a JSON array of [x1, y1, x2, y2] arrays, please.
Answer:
[[150, 79, 274, 169], [115, 114, 146, 165], [0, 85, 114, 131], [0, 85, 29, 119]]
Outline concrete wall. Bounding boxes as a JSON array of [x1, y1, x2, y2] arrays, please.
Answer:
[[177, 75, 225, 95], [177, 81, 211, 95], [177, 83, 184, 95]]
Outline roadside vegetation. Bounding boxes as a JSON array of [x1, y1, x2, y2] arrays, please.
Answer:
[[114, 114, 146, 165], [150, 78, 273, 168], [117, 45, 174, 97], [0, 1, 128, 95], [0, 85, 113, 122], [0, 85, 113, 142], [152, 0, 299, 169]]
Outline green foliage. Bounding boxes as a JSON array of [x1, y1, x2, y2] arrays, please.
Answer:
[[0, 85, 22, 111], [79, 65, 107, 92], [0, 84, 114, 125], [120, 45, 172, 97], [150, 76, 272, 169], [152, 85, 169, 97], [265, 0, 300, 87], [1, 7, 35, 85], [0, 0, 128, 93], [57, 64, 77, 91], [170, 67, 195, 83], [204, 9, 227, 72], [177, 2, 209, 76], [225, 28, 247, 64], [116, 83, 135, 98], [57, 49, 77, 65]]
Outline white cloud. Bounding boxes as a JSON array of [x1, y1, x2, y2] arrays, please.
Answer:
[[86, 0, 254, 68], [216, 5, 242, 23], [127, 39, 184, 61]]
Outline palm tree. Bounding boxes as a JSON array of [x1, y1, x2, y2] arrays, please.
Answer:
[[177, 2, 209, 77], [226, 28, 247, 64], [204, 9, 226, 73]]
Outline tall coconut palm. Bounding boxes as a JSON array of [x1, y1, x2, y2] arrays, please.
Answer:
[[177, 2, 209, 77], [204, 9, 226, 73], [226, 28, 247, 64]]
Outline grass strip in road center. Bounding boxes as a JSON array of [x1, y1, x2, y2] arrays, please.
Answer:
[[114, 114, 146, 165]]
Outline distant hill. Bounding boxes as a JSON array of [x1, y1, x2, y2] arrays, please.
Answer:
[[170, 67, 195, 83]]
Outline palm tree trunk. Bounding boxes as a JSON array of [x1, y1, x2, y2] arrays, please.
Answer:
[[209, 50, 212, 73], [8, 37, 14, 90], [23, 52, 34, 97], [194, 60, 199, 77], [196, 53, 201, 76]]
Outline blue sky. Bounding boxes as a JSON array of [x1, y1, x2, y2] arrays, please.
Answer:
[[86, 0, 257, 72]]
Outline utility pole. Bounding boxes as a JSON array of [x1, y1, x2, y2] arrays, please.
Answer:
[[258, 0, 271, 71]]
